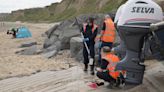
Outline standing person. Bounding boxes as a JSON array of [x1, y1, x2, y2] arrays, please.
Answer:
[[95, 46, 125, 88], [82, 17, 98, 75], [98, 15, 116, 65], [11, 28, 18, 38]]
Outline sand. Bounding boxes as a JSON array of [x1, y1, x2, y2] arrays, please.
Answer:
[[0, 22, 77, 80], [0, 22, 164, 92]]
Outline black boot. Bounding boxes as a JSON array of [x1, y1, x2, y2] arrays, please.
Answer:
[[115, 78, 121, 87], [84, 64, 88, 72], [90, 65, 95, 75]]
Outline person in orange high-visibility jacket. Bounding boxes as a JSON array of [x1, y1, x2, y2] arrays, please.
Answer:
[[98, 15, 116, 66], [101, 15, 115, 43], [96, 46, 125, 87]]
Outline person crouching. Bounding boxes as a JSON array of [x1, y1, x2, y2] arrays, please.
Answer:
[[96, 46, 125, 87]]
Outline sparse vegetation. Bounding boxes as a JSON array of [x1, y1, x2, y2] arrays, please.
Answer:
[[3, 0, 128, 22], [3, 0, 164, 22]]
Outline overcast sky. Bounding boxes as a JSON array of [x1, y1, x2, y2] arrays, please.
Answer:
[[0, 0, 62, 13]]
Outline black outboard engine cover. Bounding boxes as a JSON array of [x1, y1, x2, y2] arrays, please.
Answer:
[[115, 0, 163, 84], [117, 26, 149, 84]]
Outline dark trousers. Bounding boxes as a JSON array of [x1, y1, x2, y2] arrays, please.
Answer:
[[97, 71, 116, 83], [98, 42, 113, 65], [83, 43, 95, 65], [13, 31, 17, 38]]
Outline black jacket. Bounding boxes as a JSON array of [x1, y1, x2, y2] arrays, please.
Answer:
[[82, 24, 98, 44]]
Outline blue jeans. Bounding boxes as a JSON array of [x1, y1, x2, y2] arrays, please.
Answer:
[[98, 41, 113, 66]]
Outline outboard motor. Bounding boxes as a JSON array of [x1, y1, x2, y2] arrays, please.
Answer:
[[115, 0, 163, 84], [114, 4, 126, 59]]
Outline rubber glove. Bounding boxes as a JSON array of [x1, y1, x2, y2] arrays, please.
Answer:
[[83, 38, 89, 42]]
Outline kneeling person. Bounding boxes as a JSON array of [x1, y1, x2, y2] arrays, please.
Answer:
[[96, 46, 125, 87]]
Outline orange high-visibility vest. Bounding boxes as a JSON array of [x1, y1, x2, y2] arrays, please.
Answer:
[[83, 23, 98, 33], [102, 53, 124, 79], [101, 18, 115, 43]]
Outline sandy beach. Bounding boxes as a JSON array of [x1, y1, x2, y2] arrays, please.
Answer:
[[0, 22, 164, 92], [0, 22, 77, 80]]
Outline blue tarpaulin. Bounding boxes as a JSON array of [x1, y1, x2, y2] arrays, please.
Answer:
[[16, 27, 32, 38]]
